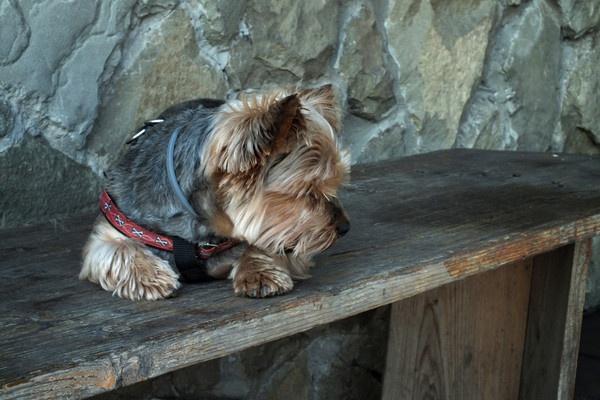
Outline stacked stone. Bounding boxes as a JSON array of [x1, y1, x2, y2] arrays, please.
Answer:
[[2, 0, 599, 221], [2, 0, 598, 221]]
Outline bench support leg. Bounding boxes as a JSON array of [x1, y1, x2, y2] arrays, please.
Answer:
[[382, 259, 533, 399], [382, 240, 591, 400], [519, 240, 591, 400]]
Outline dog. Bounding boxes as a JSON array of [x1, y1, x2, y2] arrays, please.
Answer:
[[79, 84, 350, 300]]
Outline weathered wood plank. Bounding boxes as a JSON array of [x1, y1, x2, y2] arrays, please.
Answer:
[[519, 240, 591, 400], [1, 149, 599, 399], [382, 259, 533, 400]]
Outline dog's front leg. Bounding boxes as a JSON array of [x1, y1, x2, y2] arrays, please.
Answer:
[[231, 246, 294, 298], [80, 218, 180, 301]]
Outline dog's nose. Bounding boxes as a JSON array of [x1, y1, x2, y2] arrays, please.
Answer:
[[336, 220, 350, 236]]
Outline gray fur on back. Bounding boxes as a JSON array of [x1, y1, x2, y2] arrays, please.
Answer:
[[106, 99, 225, 243]]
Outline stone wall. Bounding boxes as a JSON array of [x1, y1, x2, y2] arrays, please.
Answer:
[[1, 0, 600, 398]]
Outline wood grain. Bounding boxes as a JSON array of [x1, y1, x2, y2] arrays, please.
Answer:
[[382, 259, 533, 400], [519, 240, 591, 400], [1, 149, 599, 399]]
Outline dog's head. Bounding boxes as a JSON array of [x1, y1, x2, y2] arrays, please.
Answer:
[[203, 85, 350, 257]]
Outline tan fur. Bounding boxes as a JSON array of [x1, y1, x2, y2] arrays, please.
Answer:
[[231, 246, 295, 297], [80, 218, 180, 300], [204, 91, 287, 174], [209, 207, 235, 238], [205, 243, 247, 279], [298, 84, 342, 132], [82, 85, 349, 300], [203, 86, 350, 297], [207, 86, 349, 255]]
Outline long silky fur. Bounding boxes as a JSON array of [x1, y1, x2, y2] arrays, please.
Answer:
[[80, 218, 181, 300], [206, 89, 350, 258], [81, 85, 349, 300]]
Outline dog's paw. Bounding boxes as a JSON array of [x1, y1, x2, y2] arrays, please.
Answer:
[[233, 270, 293, 298], [82, 219, 181, 301], [233, 267, 293, 298], [230, 246, 294, 298], [113, 260, 181, 301]]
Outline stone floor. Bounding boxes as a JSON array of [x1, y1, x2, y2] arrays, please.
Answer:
[[576, 309, 600, 400]]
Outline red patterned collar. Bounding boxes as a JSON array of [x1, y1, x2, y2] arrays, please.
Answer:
[[99, 191, 237, 259]]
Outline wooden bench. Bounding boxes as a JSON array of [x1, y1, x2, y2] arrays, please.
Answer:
[[1, 149, 599, 400]]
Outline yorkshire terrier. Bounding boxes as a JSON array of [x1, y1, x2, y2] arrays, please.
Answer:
[[79, 84, 351, 300]]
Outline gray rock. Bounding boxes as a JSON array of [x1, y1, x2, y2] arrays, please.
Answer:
[[194, 0, 247, 46], [457, 1, 562, 152], [226, 307, 388, 400], [0, 1, 138, 163], [48, 34, 122, 132], [85, 8, 227, 171], [151, 358, 224, 399], [45, 1, 138, 136], [0, 0, 100, 96], [456, 86, 517, 150], [0, 88, 29, 153], [93, 1, 138, 37], [557, 0, 600, 38], [0, 0, 30, 66], [338, 4, 395, 121], [509, 4, 562, 151], [342, 115, 380, 163], [0, 136, 101, 228], [385, 0, 497, 152], [0, 99, 14, 139], [240, 335, 309, 400], [560, 31, 600, 154], [357, 124, 406, 163], [563, 128, 600, 155], [303, 310, 387, 400], [226, 0, 340, 88], [135, 0, 179, 18]]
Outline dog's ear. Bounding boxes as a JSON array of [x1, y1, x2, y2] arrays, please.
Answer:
[[298, 84, 341, 134], [271, 94, 304, 157], [207, 93, 303, 174]]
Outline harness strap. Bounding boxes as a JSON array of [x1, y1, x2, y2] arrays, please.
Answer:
[[99, 191, 239, 283], [166, 127, 199, 217], [172, 237, 213, 283], [105, 118, 236, 284]]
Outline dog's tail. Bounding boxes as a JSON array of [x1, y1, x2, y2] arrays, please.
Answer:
[[80, 217, 180, 300]]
